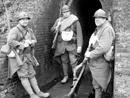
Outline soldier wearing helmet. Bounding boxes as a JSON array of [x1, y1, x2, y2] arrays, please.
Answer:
[[93, 9, 108, 27], [84, 9, 115, 98], [18, 11, 31, 27], [6, 11, 50, 98], [51, 5, 83, 85]]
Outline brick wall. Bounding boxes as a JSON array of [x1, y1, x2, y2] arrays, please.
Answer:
[[0, 0, 63, 98]]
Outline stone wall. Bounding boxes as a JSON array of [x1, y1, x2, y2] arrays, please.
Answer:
[[100, 0, 130, 98], [112, 0, 130, 98]]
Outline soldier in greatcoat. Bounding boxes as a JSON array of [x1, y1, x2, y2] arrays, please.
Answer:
[[7, 11, 50, 98], [51, 5, 83, 84], [84, 9, 115, 98]]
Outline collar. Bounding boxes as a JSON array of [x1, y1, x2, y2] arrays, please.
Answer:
[[17, 24, 28, 35]]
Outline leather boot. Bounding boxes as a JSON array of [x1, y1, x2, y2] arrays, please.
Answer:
[[61, 75, 69, 84]]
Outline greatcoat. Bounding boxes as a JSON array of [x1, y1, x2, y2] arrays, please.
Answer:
[[7, 24, 37, 78], [51, 14, 83, 63], [87, 21, 115, 89]]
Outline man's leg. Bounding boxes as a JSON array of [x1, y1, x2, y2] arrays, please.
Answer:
[[20, 78, 40, 98], [61, 51, 69, 84], [69, 52, 78, 85], [18, 61, 39, 98], [69, 52, 78, 79], [29, 77, 50, 98], [93, 78, 102, 98]]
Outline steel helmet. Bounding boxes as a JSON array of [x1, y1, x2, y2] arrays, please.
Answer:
[[18, 11, 30, 20], [94, 9, 107, 18], [62, 5, 70, 13]]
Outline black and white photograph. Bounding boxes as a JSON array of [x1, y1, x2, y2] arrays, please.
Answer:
[[0, 0, 128, 98]]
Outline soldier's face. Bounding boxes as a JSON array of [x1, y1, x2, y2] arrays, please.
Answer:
[[19, 18, 29, 27], [63, 11, 71, 18], [94, 17, 106, 26]]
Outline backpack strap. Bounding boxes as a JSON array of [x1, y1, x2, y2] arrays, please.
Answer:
[[16, 26, 28, 41]]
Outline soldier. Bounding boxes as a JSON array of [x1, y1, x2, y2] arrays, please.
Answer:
[[7, 11, 50, 98], [51, 5, 83, 84], [84, 9, 115, 98]]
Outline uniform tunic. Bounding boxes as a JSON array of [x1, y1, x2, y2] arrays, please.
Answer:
[[52, 14, 83, 65], [87, 21, 115, 89], [7, 24, 37, 78]]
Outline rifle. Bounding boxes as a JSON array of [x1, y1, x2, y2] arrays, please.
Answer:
[[51, 1, 63, 49], [51, 18, 62, 49], [51, 28, 59, 49]]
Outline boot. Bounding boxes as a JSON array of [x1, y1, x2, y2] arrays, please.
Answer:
[[20, 78, 40, 98], [30, 77, 50, 98], [36, 91, 50, 98], [61, 75, 69, 84]]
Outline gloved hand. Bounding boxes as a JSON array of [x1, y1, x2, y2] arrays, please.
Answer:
[[77, 46, 82, 53]]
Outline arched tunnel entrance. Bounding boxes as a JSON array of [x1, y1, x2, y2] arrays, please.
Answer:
[[73, 0, 102, 54]]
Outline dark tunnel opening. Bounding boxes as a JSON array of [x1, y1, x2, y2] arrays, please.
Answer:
[[74, 0, 102, 55], [70, 1, 114, 97]]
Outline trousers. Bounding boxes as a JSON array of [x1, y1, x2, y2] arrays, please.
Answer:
[[61, 50, 78, 76]]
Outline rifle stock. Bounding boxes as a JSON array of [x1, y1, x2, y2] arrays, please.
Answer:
[[52, 30, 59, 49], [51, 1, 63, 49]]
